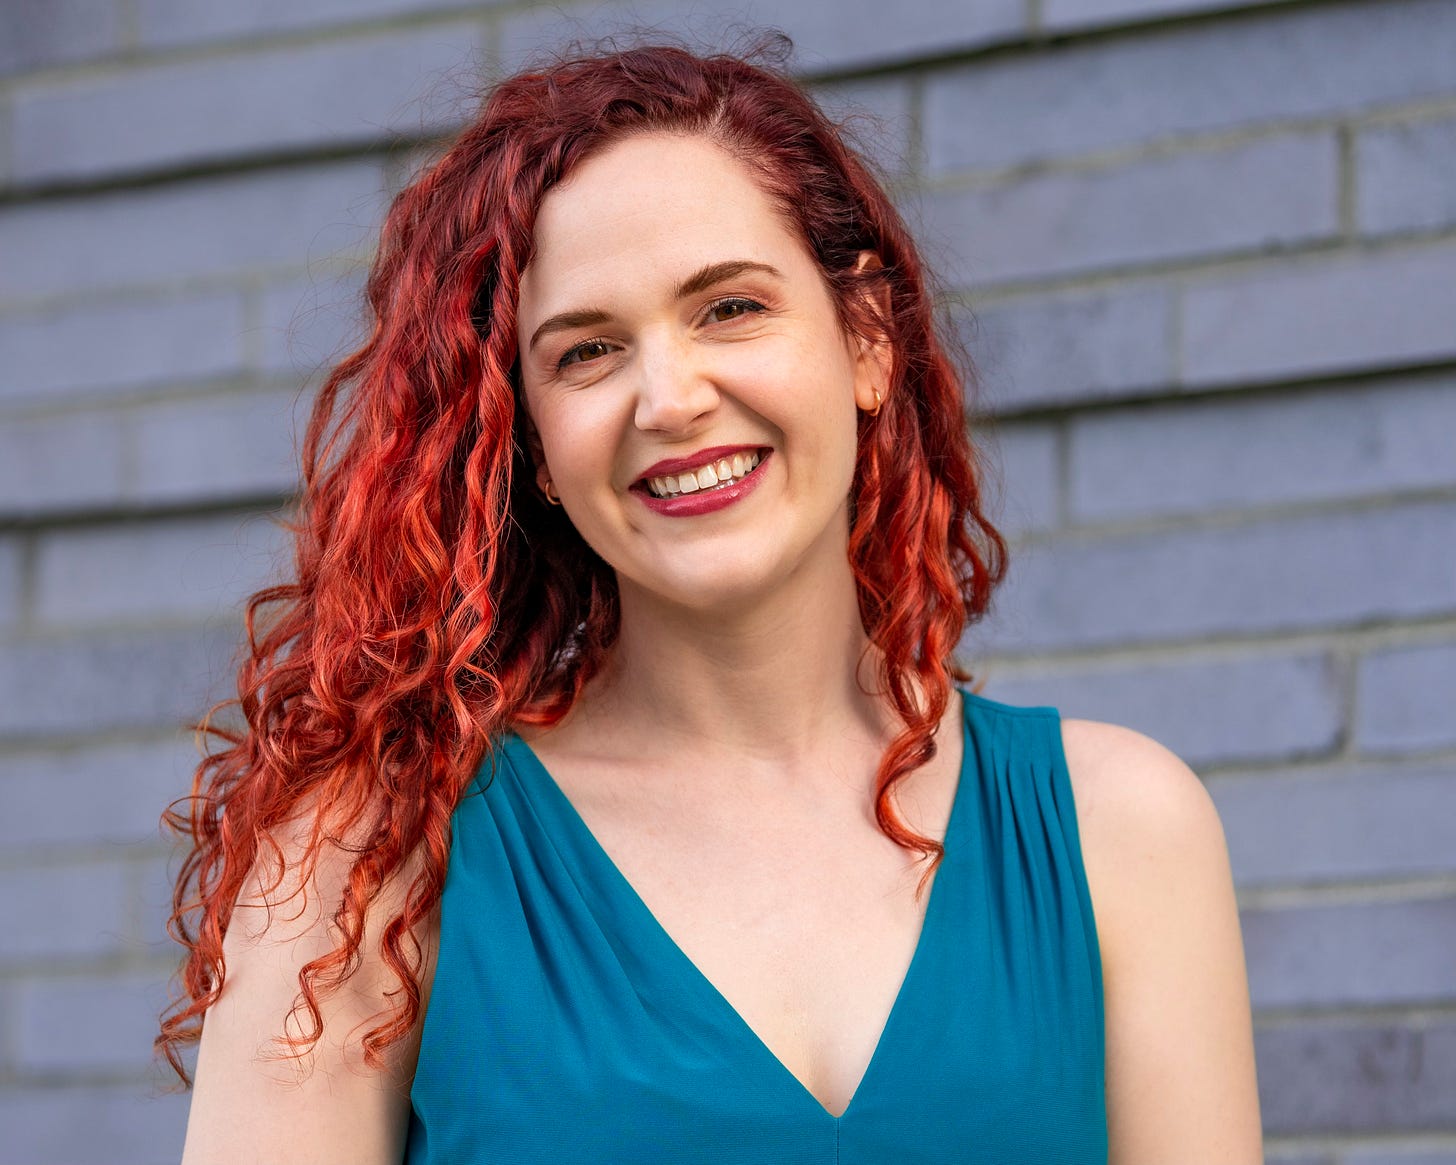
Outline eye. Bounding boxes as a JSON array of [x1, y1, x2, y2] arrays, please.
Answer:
[[557, 338, 614, 370], [705, 297, 766, 324]]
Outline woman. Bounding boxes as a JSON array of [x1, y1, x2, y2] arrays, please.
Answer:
[[161, 38, 1262, 1163]]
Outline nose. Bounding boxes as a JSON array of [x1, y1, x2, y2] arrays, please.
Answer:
[[632, 334, 720, 434]]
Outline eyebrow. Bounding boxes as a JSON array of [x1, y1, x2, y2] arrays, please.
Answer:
[[526, 259, 785, 353]]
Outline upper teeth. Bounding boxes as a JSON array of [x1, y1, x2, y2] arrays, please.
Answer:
[[647, 451, 761, 498]]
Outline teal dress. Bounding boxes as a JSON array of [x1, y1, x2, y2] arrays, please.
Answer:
[[406, 692, 1106, 1163]]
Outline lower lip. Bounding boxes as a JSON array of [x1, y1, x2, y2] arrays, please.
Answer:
[[635, 452, 771, 517]]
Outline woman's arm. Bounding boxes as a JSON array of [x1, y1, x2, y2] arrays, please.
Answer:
[[1062, 719, 1264, 1165], [180, 819, 434, 1165]]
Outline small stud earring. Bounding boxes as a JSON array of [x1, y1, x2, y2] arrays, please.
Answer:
[[543, 480, 561, 506]]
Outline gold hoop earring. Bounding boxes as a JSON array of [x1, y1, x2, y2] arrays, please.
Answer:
[[867, 388, 883, 418], [543, 480, 561, 506]]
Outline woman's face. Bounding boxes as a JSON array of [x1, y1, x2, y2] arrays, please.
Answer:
[[516, 132, 888, 615]]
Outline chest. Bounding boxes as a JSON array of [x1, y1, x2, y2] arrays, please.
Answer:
[[409, 710, 1109, 1163], [546, 758, 956, 1119]]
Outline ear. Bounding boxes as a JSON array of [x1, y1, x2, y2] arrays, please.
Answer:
[[848, 250, 894, 413], [518, 402, 552, 494]]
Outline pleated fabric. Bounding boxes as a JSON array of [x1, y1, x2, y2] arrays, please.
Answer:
[[406, 692, 1106, 1164]]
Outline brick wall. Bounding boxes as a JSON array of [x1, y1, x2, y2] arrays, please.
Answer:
[[1, 1, 1452, 1161]]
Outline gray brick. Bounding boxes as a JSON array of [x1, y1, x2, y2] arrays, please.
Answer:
[[0, 735, 197, 851], [258, 273, 369, 376], [0, 291, 247, 405], [0, 159, 386, 300], [0, 388, 309, 520], [1258, 1019, 1456, 1134], [0, 1085, 189, 1165], [1182, 242, 1456, 388], [1244, 896, 1456, 1010], [958, 282, 1175, 412], [34, 512, 291, 628], [1206, 763, 1456, 888], [975, 499, 1456, 654], [0, 409, 125, 518], [499, 0, 1025, 77], [0, 0, 123, 77], [12, 24, 475, 185], [0, 863, 129, 963], [979, 650, 1342, 768], [926, 0, 1456, 173], [809, 76, 917, 180], [921, 132, 1337, 288], [131, 387, 311, 506], [0, 536, 21, 631], [16, 973, 170, 1074], [983, 421, 1060, 537], [0, 624, 241, 739], [1357, 642, 1456, 755], [1344, 1150, 1456, 1165], [1042, 0, 1298, 31], [136, 0, 511, 49], [1359, 114, 1456, 237], [1069, 374, 1456, 522]]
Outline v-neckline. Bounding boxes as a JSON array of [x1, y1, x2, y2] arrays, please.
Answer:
[[500, 693, 972, 1123]]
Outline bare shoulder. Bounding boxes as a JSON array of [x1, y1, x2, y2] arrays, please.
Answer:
[[181, 805, 437, 1165], [1058, 718, 1225, 877], [1057, 718, 1263, 1165]]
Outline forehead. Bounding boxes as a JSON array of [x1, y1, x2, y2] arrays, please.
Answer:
[[517, 133, 816, 321]]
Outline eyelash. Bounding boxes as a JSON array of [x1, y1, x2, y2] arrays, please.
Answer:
[[555, 296, 767, 370]]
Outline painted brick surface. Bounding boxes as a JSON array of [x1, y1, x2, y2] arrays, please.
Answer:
[[980, 500, 1456, 653], [0, 537, 22, 631], [922, 131, 1338, 287], [1182, 241, 1456, 387], [12, 24, 478, 185], [1359, 113, 1456, 237], [1257, 1019, 1456, 1133], [0, 625, 241, 740], [1343, 1151, 1456, 1165], [980, 650, 1342, 768], [0, 1087, 189, 1165], [1243, 896, 1456, 1009], [0, 410, 126, 519], [1356, 642, 1456, 754], [131, 388, 313, 507], [135, 0, 511, 50], [257, 274, 370, 375], [1068, 374, 1456, 520], [0, 864, 131, 964], [0, 160, 387, 300], [808, 76, 917, 180], [34, 513, 290, 628], [16, 974, 171, 1074], [0, 390, 308, 520], [0, 292, 248, 405], [499, 0, 1026, 76], [1041, 0, 1300, 31], [1208, 764, 1456, 887], [983, 421, 1061, 538], [0, 0, 123, 77], [0, 736, 198, 852], [960, 281, 1175, 412], [925, 0, 1456, 173]]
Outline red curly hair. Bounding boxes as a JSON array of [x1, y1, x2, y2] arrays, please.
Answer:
[[158, 35, 1007, 1084]]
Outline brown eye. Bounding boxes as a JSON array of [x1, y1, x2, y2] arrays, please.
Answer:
[[706, 297, 765, 323], [558, 339, 613, 369]]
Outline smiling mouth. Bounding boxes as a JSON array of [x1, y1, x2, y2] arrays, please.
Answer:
[[642, 450, 765, 498]]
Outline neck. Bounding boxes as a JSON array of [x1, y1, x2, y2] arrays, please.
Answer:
[[584, 549, 891, 766]]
